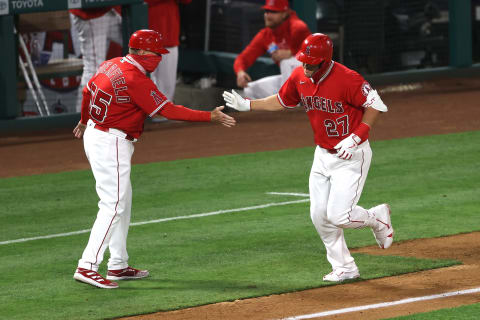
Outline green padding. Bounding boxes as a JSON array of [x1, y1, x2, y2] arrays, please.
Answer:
[[0, 113, 80, 135], [448, 0, 472, 67], [0, 15, 17, 119]]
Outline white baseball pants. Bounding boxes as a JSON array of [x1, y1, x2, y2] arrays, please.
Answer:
[[78, 120, 134, 271], [244, 56, 301, 99], [150, 46, 178, 101], [70, 11, 122, 111], [309, 142, 372, 273]]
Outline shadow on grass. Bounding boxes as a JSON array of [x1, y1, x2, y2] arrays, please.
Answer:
[[117, 278, 283, 292]]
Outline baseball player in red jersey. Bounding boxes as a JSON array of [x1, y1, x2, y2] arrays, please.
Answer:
[[234, 0, 311, 99], [144, 0, 192, 101], [70, 7, 122, 111], [72, 29, 235, 289], [224, 33, 393, 282]]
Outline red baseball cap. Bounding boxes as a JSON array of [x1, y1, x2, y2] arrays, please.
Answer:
[[262, 0, 289, 12], [129, 29, 169, 55]]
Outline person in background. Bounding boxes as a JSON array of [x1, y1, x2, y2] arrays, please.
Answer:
[[234, 0, 311, 99], [144, 0, 192, 102], [70, 6, 122, 112]]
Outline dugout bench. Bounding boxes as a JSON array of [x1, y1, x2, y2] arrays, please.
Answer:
[[0, 0, 148, 120]]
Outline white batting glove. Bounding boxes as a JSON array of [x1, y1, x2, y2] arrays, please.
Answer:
[[222, 90, 251, 112], [334, 134, 361, 160]]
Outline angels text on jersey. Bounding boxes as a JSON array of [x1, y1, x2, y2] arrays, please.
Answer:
[[300, 93, 345, 114]]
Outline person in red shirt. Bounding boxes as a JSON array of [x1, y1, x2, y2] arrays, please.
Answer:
[[234, 0, 310, 99], [72, 29, 235, 289], [224, 33, 393, 282], [69, 7, 123, 111], [144, 0, 192, 101]]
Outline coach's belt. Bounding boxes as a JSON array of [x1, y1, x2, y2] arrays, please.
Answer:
[[93, 123, 136, 142]]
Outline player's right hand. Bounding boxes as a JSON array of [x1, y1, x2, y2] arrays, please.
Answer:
[[222, 90, 251, 112], [236, 71, 251, 88], [73, 121, 86, 139], [211, 106, 236, 127]]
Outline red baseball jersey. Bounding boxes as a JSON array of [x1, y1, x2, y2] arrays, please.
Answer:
[[80, 55, 209, 138], [233, 11, 310, 74], [277, 62, 372, 149], [144, 0, 192, 47]]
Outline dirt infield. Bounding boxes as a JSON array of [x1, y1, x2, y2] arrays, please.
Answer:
[[1, 76, 480, 319]]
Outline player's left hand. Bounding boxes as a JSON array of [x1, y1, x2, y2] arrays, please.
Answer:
[[334, 133, 361, 160], [211, 106, 236, 127], [73, 121, 87, 139]]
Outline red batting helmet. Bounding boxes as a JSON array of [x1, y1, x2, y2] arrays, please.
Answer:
[[129, 29, 169, 55], [262, 0, 289, 12], [295, 33, 333, 65]]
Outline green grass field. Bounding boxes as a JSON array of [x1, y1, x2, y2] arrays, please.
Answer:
[[0, 131, 479, 320]]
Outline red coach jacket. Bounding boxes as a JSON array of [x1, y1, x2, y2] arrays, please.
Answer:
[[144, 0, 192, 47], [233, 10, 311, 74]]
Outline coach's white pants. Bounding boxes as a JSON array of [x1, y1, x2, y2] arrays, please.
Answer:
[[151, 46, 178, 101], [309, 142, 372, 272], [244, 56, 301, 99], [70, 11, 122, 111], [78, 121, 134, 271]]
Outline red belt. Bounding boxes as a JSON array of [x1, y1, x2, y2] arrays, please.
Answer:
[[93, 124, 135, 141], [326, 148, 337, 154]]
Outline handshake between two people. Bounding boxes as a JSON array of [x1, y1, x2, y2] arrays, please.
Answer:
[[213, 90, 250, 128]]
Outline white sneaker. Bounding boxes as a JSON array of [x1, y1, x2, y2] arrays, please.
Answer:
[[323, 269, 360, 282], [369, 204, 394, 249]]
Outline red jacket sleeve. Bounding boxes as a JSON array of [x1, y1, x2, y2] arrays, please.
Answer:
[[80, 84, 91, 125], [124, 70, 210, 122], [126, 75, 172, 117], [158, 103, 211, 122], [233, 30, 268, 74]]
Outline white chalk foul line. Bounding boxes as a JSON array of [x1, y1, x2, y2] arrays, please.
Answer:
[[267, 192, 310, 197], [281, 287, 480, 319], [0, 198, 309, 246]]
